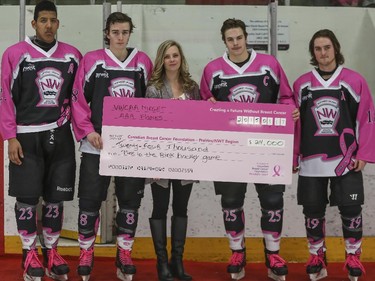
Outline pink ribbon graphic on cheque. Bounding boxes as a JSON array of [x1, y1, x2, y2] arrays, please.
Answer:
[[273, 165, 281, 177]]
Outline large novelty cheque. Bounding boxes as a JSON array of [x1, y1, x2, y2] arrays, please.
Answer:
[[99, 97, 295, 185]]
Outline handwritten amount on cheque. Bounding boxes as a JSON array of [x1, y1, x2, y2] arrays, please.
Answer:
[[106, 135, 284, 164]]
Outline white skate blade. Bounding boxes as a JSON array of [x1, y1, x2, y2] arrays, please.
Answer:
[[230, 268, 245, 280], [348, 275, 359, 281], [116, 268, 133, 281], [80, 275, 90, 281], [23, 274, 42, 281], [45, 269, 68, 281], [309, 268, 327, 281], [267, 269, 286, 281]]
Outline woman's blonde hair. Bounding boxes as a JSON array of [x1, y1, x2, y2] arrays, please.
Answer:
[[148, 40, 195, 92]]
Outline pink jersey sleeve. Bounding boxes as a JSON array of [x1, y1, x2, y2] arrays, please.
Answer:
[[274, 59, 295, 106], [199, 64, 214, 101], [71, 54, 95, 142], [0, 46, 19, 140], [139, 51, 153, 82], [273, 57, 298, 167], [354, 74, 375, 163], [292, 76, 305, 168]]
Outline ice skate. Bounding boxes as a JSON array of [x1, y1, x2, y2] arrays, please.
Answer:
[[227, 250, 246, 280], [266, 253, 288, 281], [42, 248, 69, 280], [115, 247, 136, 281], [305, 252, 327, 281], [77, 247, 94, 281], [24, 275, 42, 281], [344, 253, 365, 281], [22, 249, 44, 281]]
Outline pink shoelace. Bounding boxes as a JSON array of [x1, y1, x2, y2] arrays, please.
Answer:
[[229, 252, 245, 266], [267, 254, 287, 268], [344, 254, 366, 275], [305, 254, 326, 268], [79, 248, 94, 267], [47, 248, 68, 271], [118, 248, 133, 266], [23, 249, 43, 274]]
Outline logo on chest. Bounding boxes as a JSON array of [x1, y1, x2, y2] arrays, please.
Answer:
[[312, 97, 340, 136], [96, 71, 109, 79], [23, 63, 36, 72], [229, 84, 259, 103], [109, 78, 135, 98], [36, 68, 63, 107], [214, 80, 228, 90]]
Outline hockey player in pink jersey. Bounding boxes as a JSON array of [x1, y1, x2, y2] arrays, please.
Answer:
[[200, 18, 299, 281], [0, 1, 82, 281], [293, 29, 375, 281], [71, 12, 152, 281]]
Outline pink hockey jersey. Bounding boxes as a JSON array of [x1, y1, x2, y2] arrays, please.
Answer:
[[293, 66, 375, 177], [200, 50, 295, 106], [0, 36, 82, 140], [200, 50, 298, 167], [71, 48, 152, 143]]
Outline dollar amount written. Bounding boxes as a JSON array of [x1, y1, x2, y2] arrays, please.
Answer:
[[247, 138, 285, 148]]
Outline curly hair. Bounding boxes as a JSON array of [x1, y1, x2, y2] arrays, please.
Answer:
[[148, 40, 196, 92], [309, 29, 345, 66]]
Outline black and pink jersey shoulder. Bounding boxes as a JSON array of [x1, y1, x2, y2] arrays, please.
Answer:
[[293, 66, 375, 176], [0, 36, 82, 140], [71, 48, 152, 142], [200, 50, 294, 105]]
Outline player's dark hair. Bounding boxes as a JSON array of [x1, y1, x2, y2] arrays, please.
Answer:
[[309, 29, 345, 66], [104, 12, 134, 45], [34, 0, 57, 21], [221, 18, 248, 42]]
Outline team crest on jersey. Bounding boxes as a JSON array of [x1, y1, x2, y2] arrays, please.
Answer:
[[229, 83, 259, 103], [312, 97, 340, 136], [36, 67, 63, 107], [109, 78, 135, 97]]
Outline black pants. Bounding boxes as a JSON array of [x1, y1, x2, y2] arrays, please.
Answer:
[[151, 180, 193, 219]]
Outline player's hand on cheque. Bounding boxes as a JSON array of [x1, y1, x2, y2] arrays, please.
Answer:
[[208, 97, 217, 103], [8, 138, 24, 165], [292, 108, 300, 122], [87, 131, 103, 150]]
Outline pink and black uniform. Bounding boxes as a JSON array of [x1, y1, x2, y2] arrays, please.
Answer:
[[200, 51, 293, 104], [0, 35, 81, 206], [0, 36, 80, 147], [0, 35, 81, 278], [71, 47, 152, 277], [293, 65, 375, 270], [200, 50, 295, 274], [294, 66, 375, 177], [72, 48, 152, 143]]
